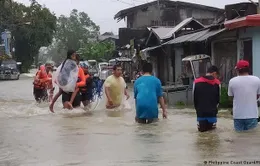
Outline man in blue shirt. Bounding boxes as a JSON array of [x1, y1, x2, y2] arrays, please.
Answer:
[[134, 63, 167, 124]]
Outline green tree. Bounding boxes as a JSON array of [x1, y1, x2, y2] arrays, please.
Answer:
[[0, 0, 56, 72], [55, 9, 100, 51], [79, 41, 115, 61]]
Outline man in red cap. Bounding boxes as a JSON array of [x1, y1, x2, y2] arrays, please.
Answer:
[[228, 60, 260, 132]]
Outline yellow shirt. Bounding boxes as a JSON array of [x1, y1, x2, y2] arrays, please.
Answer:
[[104, 75, 126, 106]]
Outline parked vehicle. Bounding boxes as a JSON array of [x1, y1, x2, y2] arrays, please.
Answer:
[[0, 59, 21, 80], [108, 59, 116, 66], [87, 60, 99, 76], [181, 54, 211, 86], [98, 62, 108, 72], [100, 67, 113, 81], [163, 54, 212, 106], [98, 62, 108, 80]]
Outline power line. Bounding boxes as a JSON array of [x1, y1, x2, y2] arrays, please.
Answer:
[[132, 0, 148, 3], [110, 0, 135, 6]]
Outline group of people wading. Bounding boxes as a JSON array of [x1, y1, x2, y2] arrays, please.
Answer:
[[33, 50, 93, 113], [32, 49, 167, 124], [194, 60, 260, 132], [32, 49, 260, 132]]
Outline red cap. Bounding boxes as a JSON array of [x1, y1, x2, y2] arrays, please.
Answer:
[[235, 60, 249, 70]]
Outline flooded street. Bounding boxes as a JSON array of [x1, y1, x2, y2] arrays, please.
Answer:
[[0, 76, 260, 166]]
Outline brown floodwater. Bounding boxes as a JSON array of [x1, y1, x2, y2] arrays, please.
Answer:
[[0, 76, 260, 166]]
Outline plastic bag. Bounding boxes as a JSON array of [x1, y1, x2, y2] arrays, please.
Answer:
[[53, 59, 79, 93]]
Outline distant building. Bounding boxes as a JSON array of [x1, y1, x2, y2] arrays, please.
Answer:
[[114, 0, 224, 29], [114, 0, 225, 86], [98, 32, 119, 45]]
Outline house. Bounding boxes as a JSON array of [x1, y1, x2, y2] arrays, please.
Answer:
[[153, 2, 260, 85], [114, 0, 224, 28], [114, 0, 224, 85], [212, 2, 260, 83], [98, 32, 119, 46], [143, 17, 206, 83], [224, 14, 260, 78]]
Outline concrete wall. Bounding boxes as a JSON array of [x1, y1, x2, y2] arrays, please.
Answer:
[[239, 27, 260, 78], [167, 89, 193, 106], [127, 4, 222, 29], [130, 5, 161, 28], [178, 7, 218, 25]]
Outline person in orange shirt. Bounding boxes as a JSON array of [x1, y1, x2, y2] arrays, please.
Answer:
[[33, 63, 53, 103], [79, 63, 93, 108], [49, 52, 85, 112]]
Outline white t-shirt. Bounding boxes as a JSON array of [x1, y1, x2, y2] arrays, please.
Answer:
[[228, 75, 260, 119]]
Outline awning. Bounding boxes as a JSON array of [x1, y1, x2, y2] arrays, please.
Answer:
[[163, 28, 226, 45], [140, 45, 162, 53], [139, 45, 162, 60], [224, 14, 260, 30]]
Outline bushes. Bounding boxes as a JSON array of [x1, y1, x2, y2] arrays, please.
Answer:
[[219, 86, 232, 108]]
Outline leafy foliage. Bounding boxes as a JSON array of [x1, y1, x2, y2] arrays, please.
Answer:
[[55, 9, 100, 50], [219, 86, 233, 108], [0, 0, 56, 72], [45, 9, 101, 64], [79, 41, 115, 61]]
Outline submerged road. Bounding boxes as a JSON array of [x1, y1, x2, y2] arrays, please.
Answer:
[[0, 74, 259, 166]]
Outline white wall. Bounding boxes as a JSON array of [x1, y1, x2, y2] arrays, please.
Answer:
[[239, 27, 260, 78]]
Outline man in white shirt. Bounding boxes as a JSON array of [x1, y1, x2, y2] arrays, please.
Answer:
[[228, 60, 260, 132]]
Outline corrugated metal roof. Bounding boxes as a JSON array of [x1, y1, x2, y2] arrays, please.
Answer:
[[141, 45, 162, 52], [98, 35, 119, 41], [162, 17, 205, 39], [150, 27, 174, 39], [164, 28, 226, 45]]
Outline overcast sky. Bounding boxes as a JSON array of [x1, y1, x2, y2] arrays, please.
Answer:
[[14, 0, 253, 34]]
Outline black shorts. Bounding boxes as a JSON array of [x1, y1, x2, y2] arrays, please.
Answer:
[[81, 91, 92, 101], [135, 117, 159, 124], [62, 91, 81, 108], [33, 87, 48, 103], [197, 120, 216, 132]]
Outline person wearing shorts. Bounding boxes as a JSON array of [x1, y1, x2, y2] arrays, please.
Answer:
[[228, 60, 260, 132], [61, 91, 81, 108], [193, 66, 220, 132]]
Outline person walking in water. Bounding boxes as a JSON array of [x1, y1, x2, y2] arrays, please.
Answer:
[[228, 60, 260, 132], [193, 66, 220, 132], [134, 63, 167, 124], [79, 62, 93, 110], [33, 62, 53, 103], [49, 51, 85, 112], [104, 64, 130, 109]]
